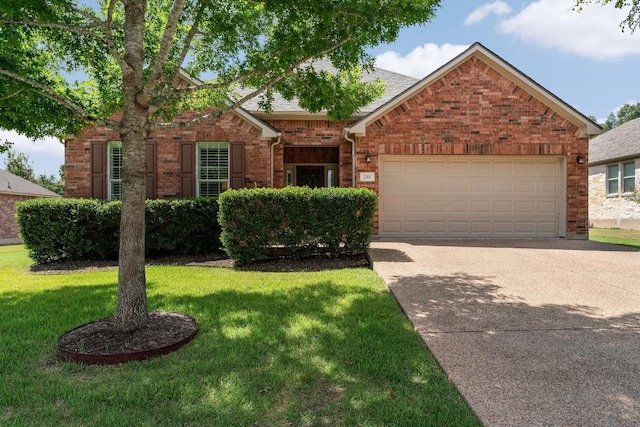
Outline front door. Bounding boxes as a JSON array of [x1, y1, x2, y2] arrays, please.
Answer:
[[296, 166, 325, 187]]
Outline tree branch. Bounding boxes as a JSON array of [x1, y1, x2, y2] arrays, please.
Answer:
[[0, 19, 100, 36], [104, 0, 129, 72], [0, 69, 120, 131], [150, 36, 354, 131], [141, 0, 188, 103], [0, 89, 23, 102], [156, 44, 304, 98], [168, 3, 205, 87]]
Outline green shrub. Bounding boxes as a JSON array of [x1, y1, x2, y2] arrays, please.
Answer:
[[218, 187, 377, 264], [16, 198, 221, 264]]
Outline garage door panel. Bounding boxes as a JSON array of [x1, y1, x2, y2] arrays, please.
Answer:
[[404, 200, 423, 212], [449, 179, 470, 193], [516, 201, 535, 214], [379, 155, 563, 238], [472, 179, 492, 193], [538, 222, 558, 233], [538, 180, 558, 194], [539, 201, 558, 214], [449, 201, 469, 213], [494, 181, 514, 193], [516, 181, 536, 193], [494, 201, 514, 214], [494, 222, 514, 234], [538, 162, 559, 176], [426, 201, 447, 213], [471, 201, 491, 213]]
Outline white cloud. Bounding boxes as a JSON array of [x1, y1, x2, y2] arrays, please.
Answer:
[[375, 43, 470, 79], [0, 129, 64, 175], [465, 1, 512, 26], [498, 0, 640, 60]]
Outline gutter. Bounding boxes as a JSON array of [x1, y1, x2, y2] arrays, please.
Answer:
[[271, 133, 283, 187], [342, 128, 356, 187]]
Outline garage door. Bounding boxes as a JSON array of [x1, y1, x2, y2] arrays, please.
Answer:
[[379, 155, 564, 238]]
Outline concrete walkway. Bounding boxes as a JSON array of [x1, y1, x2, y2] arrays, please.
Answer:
[[368, 239, 640, 427]]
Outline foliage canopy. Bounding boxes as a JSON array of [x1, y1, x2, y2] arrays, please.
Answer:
[[0, 0, 442, 331]]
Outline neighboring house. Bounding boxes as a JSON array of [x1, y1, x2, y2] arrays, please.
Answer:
[[65, 43, 600, 239], [0, 169, 61, 243], [588, 117, 640, 230]]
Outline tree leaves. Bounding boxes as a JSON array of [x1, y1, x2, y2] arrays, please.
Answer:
[[0, 0, 442, 135]]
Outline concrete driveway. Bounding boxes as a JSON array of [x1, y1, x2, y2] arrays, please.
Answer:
[[368, 239, 640, 427]]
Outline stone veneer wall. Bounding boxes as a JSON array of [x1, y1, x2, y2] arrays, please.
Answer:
[[588, 160, 640, 230]]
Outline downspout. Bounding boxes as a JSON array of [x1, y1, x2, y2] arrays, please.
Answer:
[[342, 128, 356, 187], [270, 133, 283, 187]]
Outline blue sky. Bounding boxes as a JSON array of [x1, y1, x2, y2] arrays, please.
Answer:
[[2, 0, 639, 176]]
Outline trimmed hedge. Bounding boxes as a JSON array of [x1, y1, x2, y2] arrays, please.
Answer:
[[218, 187, 377, 264], [16, 198, 221, 264]]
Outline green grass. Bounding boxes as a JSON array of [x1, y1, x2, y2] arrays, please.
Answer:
[[589, 228, 640, 249], [0, 245, 479, 427]]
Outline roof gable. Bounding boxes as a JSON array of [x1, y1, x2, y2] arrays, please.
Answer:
[[0, 169, 61, 197], [589, 117, 640, 165], [346, 42, 601, 138]]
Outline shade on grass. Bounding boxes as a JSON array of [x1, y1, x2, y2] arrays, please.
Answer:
[[0, 245, 479, 426]]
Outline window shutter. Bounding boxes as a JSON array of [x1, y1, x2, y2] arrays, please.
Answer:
[[145, 142, 156, 199], [181, 143, 195, 197], [91, 142, 106, 199], [230, 142, 244, 189]]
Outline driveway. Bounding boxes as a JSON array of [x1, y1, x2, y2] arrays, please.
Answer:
[[368, 239, 640, 427]]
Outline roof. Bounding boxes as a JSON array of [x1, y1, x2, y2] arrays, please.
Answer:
[[589, 117, 640, 165], [238, 60, 419, 117], [346, 42, 602, 138], [0, 169, 61, 198]]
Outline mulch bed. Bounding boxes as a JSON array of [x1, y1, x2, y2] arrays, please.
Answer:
[[31, 252, 371, 274], [57, 312, 198, 364]]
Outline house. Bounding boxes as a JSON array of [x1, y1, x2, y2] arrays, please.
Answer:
[[588, 117, 640, 230], [0, 169, 61, 243], [65, 43, 600, 239]]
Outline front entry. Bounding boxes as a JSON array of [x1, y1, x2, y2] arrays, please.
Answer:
[[284, 146, 339, 187], [296, 166, 325, 187]]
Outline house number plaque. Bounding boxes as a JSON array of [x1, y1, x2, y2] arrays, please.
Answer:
[[360, 172, 375, 182]]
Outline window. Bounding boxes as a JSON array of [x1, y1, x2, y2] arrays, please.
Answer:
[[607, 161, 636, 195], [623, 162, 636, 193], [197, 142, 229, 197], [108, 141, 123, 200]]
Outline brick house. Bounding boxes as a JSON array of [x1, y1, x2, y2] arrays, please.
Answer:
[[0, 169, 61, 243], [65, 43, 600, 238], [588, 117, 640, 230]]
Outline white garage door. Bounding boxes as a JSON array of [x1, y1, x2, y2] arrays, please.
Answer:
[[379, 155, 565, 238]]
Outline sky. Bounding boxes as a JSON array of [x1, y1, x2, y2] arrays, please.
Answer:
[[1, 0, 639, 177]]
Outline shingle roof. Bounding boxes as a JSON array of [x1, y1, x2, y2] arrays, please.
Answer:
[[589, 117, 640, 165], [238, 60, 419, 115], [0, 169, 61, 197]]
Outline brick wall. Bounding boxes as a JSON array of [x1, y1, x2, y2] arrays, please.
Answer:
[[65, 110, 272, 198], [0, 194, 32, 240], [356, 56, 589, 237]]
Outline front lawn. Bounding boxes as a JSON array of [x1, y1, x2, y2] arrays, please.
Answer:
[[589, 227, 640, 249], [0, 245, 479, 426]]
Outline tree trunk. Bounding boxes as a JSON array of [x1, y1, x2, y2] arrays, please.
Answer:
[[114, 0, 149, 332], [114, 121, 149, 332]]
